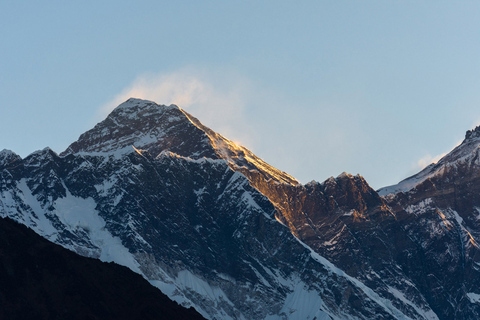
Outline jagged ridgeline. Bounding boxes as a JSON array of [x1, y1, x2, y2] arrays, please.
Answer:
[[1, 98, 480, 319]]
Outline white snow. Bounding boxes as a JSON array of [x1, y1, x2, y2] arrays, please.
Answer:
[[379, 174, 432, 196], [52, 188, 141, 272], [15, 179, 58, 237], [405, 198, 433, 215], [451, 209, 464, 225], [466, 292, 480, 304], [178, 270, 235, 307], [0, 178, 141, 275], [388, 286, 439, 320], [75, 145, 137, 159], [172, 270, 241, 320], [264, 279, 331, 320], [240, 191, 273, 220]]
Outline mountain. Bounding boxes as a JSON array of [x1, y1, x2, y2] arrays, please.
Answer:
[[61, 98, 298, 186], [0, 216, 205, 320], [250, 125, 480, 319], [378, 126, 480, 196], [373, 126, 480, 319], [0, 99, 407, 319], [1, 97, 480, 319]]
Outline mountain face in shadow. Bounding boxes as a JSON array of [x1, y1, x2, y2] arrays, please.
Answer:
[[0, 216, 205, 320]]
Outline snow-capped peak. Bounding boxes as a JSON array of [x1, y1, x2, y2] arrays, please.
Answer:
[[60, 98, 213, 158], [465, 125, 480, 141], [378, 125, 480, 195], [110, 98, 179, 121], [61, 98, 298, 186], [0, 149, 21, 166]]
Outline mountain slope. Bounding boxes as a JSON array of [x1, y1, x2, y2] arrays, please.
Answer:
[[0, 216, 205, 320], [0, 144, 416, 319], [372, 126, 480, 319], [61, 98, 298, 186], [378, 127, 480, 196]]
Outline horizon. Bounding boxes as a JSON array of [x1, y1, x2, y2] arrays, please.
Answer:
[[2, 1, 479, 189]]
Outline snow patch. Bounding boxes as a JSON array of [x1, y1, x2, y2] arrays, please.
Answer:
[[265, 279, 331, 320], [388, 286, 439, 320], [15, 179, 57, 237], [467, 292, 480, 304], [293, 236, 415, 319], [176, 270, 240, 320], [52, 188, 142, 273], [405, 198, 433, 215]]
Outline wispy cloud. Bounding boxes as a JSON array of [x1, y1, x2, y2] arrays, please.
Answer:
[[414, 139, 463, 171], [416, 153, 446, 170], [97, 68, 255, 147]]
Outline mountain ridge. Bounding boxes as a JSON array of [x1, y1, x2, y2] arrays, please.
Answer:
[[62, 98, 298, 186], [378, 125, 480, 196], [0, 216, 205, 320], [2, 98, 480, 319]]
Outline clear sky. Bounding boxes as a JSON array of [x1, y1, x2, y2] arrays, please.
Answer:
[[1, 1, 479, 189]]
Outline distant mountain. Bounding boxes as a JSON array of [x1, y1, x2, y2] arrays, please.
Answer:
[[0, 216, 205, 320], [378, 126, 480, 196], [375, 126, 480, 319], [2, 98, 480, 319]]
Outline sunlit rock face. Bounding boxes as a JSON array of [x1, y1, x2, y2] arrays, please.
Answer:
[[62, 98, 298, 187], [251, 126, 480, 320], [2, 98, 480, 319], [62, 98, 218, 159], [269, 170, 480, 319]]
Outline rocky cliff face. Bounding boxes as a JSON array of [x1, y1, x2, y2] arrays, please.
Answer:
[[2, 98, 480, 319], [374, 127, 480, 319], [250, 125, 480, 319]]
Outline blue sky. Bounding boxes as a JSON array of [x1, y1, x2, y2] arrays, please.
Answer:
[[1, 1, 479, 189]]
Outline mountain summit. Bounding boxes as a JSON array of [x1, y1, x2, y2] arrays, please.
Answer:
[[379, 125, 480, 195], [62, 98, 298, 187], [62, 98, 216, 158]]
